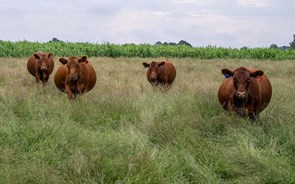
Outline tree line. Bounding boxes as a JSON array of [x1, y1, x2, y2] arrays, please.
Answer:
[[49, 34, 295, 50]]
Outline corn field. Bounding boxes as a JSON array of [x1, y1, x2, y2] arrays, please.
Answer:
[[1, 40, 295, 60]]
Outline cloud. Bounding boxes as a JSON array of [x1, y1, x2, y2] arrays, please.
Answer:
[[237, 0, 270, 8], [0, 0, 294, 47], [173, 0, 204, 5]]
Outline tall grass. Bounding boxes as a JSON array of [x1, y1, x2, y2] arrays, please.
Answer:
[[0, 57, 294, 183], [1, 40, 295, 60]]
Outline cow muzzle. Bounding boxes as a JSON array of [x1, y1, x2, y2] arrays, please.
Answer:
[[150, 77, 157, 83], [69, 75, 78, 82], [150, 73, 157, 82], [236, 91, 247, 99], [40, 65, 48, 71]]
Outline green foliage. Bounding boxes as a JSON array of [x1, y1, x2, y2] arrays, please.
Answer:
[[289, 34, 295, 49], [1, 40, 295, 59]]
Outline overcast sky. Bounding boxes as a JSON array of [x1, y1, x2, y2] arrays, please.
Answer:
[[1, 0, 294, 48]]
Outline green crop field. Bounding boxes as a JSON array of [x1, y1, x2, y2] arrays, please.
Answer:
[[0, 57, 295, 183], [1, 40, 295, 60]]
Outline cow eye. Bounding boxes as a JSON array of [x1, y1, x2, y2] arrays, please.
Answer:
[[233, 79, 237, 83]]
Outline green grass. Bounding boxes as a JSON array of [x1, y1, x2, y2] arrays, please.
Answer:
[[0, 57, 295, 183]]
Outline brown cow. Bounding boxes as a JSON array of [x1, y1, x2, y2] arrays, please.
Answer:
[[218, 67, 272, 120], [27, 51, 54, 84], [142, 60, 176, 88], [54, 56, 96, 99]]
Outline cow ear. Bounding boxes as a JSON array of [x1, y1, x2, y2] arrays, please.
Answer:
[[143, 62, 149, 68], [158, 61, 165, 67], [250, 70, 264, 77], [221, 68, 234, 77], [79, 56, 88, 63], [59, 58, 68, 65], [34, 54, 40, 60], [48, 52, 53, 58]]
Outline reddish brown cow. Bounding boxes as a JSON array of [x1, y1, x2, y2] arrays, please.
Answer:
[[142, 60, 176, 88], [218, 67, 272, 120], [27, 51, 54, 84], [54, 56, 96, 99]]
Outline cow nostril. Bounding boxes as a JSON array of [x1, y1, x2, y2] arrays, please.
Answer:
[[69, 75, 77, 81], [41, 66, 47, 70], [237, 92, 246, 97]]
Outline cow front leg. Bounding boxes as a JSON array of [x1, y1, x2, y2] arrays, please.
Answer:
[[35, 73, 41, 83], [65, 86, 75, 99], [77, 83, 85, 94], [42, 73, 49, 85], [247, 106, 258, 121]]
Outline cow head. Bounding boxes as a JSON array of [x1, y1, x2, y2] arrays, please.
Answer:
[[59, 56, 88, 82], [143, 61, 165, 83], [221, 67, 264, 100], [34, 52, 52, 71]]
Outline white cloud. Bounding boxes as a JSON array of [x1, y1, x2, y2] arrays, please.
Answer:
[[173, 0, 204, 4], [0, 0, 293, 47], [237, 0, 270, 8]]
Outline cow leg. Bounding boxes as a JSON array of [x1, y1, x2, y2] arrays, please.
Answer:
[[248, 112, 258, 121], [43, 73, 49, 85], [163, 83, 171, 91], [77, 83, 85, 94], [228, 99, 235, 112], [65, 86, 75, 99], [247, 106, 258, 121], [35, 73, 41, 83]]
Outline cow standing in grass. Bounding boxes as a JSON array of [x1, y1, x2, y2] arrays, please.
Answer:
[[142, 60, 176, 89], [218, 67, 272, 120], [27, 51, 54, 84], [54, 56, 96, 99]]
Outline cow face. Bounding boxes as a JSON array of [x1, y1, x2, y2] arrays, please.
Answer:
[[222, 67, 263, 100], [143, 61, 165, 83], [59, 56, 88, 82], [34, 52, 52, 71]]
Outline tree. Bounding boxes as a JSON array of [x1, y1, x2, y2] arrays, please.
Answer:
[[289, 34, 295, 49], [155, 40, 192, 47], [178, 40, 192, 47], [49, 38, 62, 42], [155, 41, 162, 45], [270, 44, 278, 49]]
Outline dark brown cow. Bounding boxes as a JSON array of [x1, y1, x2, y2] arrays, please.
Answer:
[[218, 67, 272, 120], [27, 51, 54, 84], [54, 56, 96, 99], [142, 60, 176, 88]]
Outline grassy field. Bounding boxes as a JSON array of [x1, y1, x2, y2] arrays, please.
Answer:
[[0, 57, 295, 183]]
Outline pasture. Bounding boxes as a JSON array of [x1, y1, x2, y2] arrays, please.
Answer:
[[0, 57, 294, 183]]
